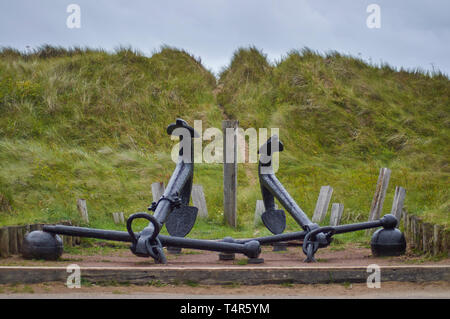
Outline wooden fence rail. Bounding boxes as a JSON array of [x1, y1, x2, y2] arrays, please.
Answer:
[[312, 186, 333, 223]]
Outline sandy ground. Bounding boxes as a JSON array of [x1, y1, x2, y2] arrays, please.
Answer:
[[1, 243, 449, 268]]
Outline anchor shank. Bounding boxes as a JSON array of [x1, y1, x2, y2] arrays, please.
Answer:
[[234, 230, 307, 245]]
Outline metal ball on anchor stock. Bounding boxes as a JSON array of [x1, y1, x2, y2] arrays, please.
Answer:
[[22, 230, 63, 260], [370, 214, 406, 257]]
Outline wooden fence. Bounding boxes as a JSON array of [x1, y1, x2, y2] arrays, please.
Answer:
[[403, 211, 449, 257]]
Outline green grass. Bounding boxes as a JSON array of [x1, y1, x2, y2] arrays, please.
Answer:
[[0, 45, 448, 244], [235, 258, 249, 265], [184, 280, 199, 287]]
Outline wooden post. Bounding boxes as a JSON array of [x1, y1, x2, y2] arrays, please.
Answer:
[[223, 120, 238, 227], [366, 168, 391, 234], [410, 215, 417, 249], [151, 182, 165, 203], [112, 213, 119, 224], [112, 212, 125, 225], [191, 184, 208, 218], [312, 186, 333, 223], [0, 227, 9, 258], [433, 224, 443, 256], [329, 203, 344, 226], [444, 229, 450, 257], [8, 226, 18, 255], [254, 200, 265, 226], [16, 225, 26, 254], [77, 199, 89, 224], [17, 225, 28, 254], [404, 212, 410, 242], [390, 186, 406, 227], [403, 209, 408, 233], [422, 223, 433, 254], [415, 218, 423, 252]]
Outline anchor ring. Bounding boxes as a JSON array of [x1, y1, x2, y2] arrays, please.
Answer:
[[126, 212, 161, 245]]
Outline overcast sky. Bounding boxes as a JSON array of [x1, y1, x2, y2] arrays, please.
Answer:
[[1, 0, 449, 76]]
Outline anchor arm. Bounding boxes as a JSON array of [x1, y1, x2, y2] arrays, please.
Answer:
[[258, 135, 317, 231]]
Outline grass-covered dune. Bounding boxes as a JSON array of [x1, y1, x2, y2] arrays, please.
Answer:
[[0, 45, 225, 234], [0, 45, 448, 240], [218, 47, 449, 229]]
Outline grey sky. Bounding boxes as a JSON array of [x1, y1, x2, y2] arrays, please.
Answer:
[[0, 0, 449, 76]]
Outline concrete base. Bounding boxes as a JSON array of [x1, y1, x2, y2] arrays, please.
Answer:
[[0, 266, 448, 286]]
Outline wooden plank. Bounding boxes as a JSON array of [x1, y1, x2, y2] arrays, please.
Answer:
[[223, 120, 238, 227], [8, 226, 18, 255], [422, 223, 434, 254], [112, 212, 119, 224], [366, 168, 391, 234], [433, 224, 443, 256], [77, 199, 89, 224], [416, 218, 423, 252], [112, 212, 125, 225], [254, 200, 265, 226], [390, 186, 406, 227], [329, 203, 344, 226], [16, 225, 26, 254], [404, 212, 410, 242], [444, 230, 450, 257], [368, 168, 391, 222], [0, 227, 9, 258], [151, 182, 165, 203], [312, 186, 333, 223], [403, 209, 408, 233], [191, 184, 208, 218], [0, 265, 449, 286], [411, 216, 418, 250]]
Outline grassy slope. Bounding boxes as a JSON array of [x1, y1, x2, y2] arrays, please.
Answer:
[[218, 47, 449, 231], [0, 45, 448, 240], [0, 46, 227, 235]]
